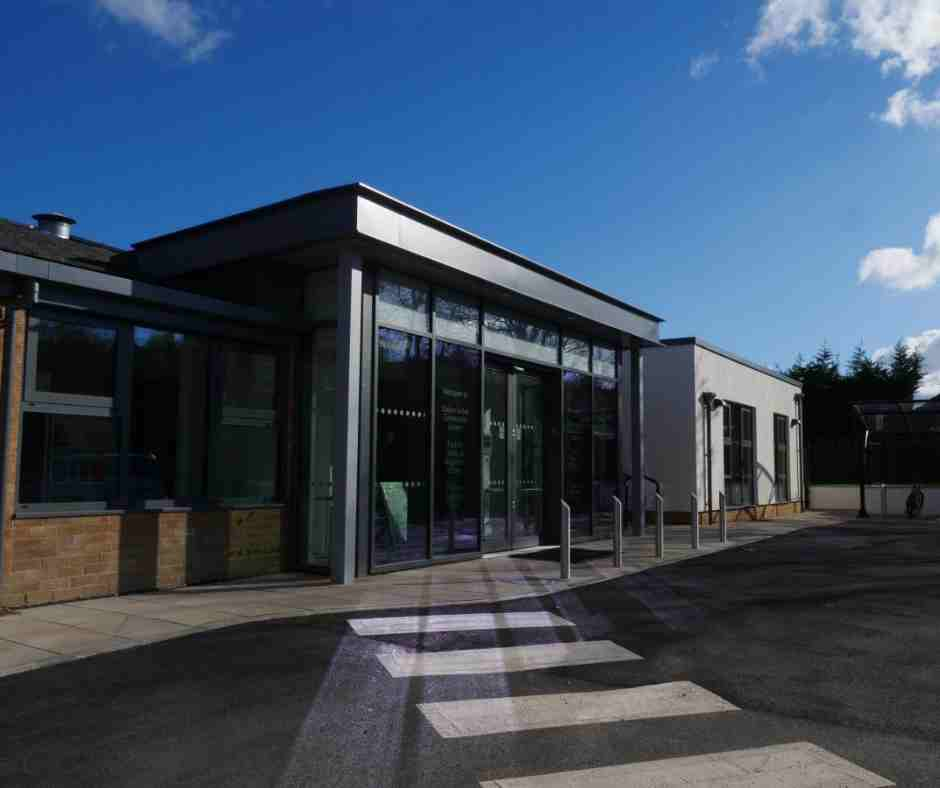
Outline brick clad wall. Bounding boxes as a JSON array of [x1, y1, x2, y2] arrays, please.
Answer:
[[0, 508, 287, 609], [0, 305, 292, 610], [1, 309, 26, 594]]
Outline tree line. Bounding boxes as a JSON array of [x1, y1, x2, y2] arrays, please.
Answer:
[[782, 342, 926, 483]]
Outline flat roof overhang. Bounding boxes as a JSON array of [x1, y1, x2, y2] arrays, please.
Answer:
[[133, 183, 663, 347]]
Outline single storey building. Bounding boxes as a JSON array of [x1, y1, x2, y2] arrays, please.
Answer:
[[0, 184, 664, 607], [629, 338, 806, 523]]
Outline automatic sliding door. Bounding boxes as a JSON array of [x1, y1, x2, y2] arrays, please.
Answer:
[[512, 373, 543, 548], [483, 367, 509, 551]]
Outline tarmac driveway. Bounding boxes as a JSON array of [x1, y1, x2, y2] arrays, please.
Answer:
[[0, 519, 938, 787]]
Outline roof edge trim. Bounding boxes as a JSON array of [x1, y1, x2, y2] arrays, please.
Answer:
[[662, 337, 802, 388]]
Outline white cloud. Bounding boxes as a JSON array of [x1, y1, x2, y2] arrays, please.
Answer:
[[96, 0, 231, 62], [747, 1, 940, 127], [844, 0, 940, 81], [874, 329, 940, 397], [858, 212, 940, 290], [690, 51, 720, 80], [880, 86, 940, 127], [746, 0, 835, 62]]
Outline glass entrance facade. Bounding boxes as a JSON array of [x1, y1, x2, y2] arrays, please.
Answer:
[[369, 270, 622, 570]]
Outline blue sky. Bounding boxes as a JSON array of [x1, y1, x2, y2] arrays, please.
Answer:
[[4, 1, 940, 391]]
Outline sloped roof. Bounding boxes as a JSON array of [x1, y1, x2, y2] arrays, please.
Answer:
[[0, 218, 127, 272]]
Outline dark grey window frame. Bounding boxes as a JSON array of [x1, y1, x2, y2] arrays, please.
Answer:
[[19, 312, 126, 513], [773, 412, 790, 503], [17, 305, 290, 515], [368, 268, 622, 573], [722, 400, 757, 508]]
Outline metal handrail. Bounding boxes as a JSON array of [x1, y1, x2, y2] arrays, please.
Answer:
[[624, 473, 662, 496]]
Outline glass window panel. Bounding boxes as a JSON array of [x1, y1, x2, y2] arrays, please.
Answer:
[[374, 328, 430, 565], [306, 332, 336, 564], [433, 342, 481, 555], [19, 412, 118, 505], [35, 318, 116, 398], [774, 414, 790, 502], [483, 308, 558, 364], [513, 373, 545, 547], [482, 367, 508, 552], [208, 346, 279, 504], [723, 402, 755, 507], [377, 272, 429, 332], [593, 378, 618, 535], [592, 343, 618, 379], [564, 371, 592, 536], [131, 328, 209, 504], [434, 290, 479, 344], [561, 335, 590, 372]]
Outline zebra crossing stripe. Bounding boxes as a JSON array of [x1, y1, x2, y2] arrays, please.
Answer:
[[349, 612, 574, 636], [476, 742, 894, 787], [419, 681, 735, 738], [378, 640, 640, 678]]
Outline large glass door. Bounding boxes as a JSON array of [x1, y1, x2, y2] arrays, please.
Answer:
[[482, 364, 545, 552], [512, 372, 544, 548]]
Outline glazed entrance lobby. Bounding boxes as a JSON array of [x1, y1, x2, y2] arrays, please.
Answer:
[[369, 277, 624, 568], [131, 184, 664, 584], [0, 184, 663, 607]]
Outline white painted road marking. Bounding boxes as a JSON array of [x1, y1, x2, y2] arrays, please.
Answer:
[[419, 681, 736, 737], [477, 742, 895, 787], [348, 612, 574, 636], [378, 640, 640, 678]]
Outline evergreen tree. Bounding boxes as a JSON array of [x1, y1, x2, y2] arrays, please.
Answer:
[[888, 341, 925, 399], [847, 343, 889, 398]]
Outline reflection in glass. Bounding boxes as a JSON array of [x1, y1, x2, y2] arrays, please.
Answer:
[[433, 342, 481, 555], [35, 318, 116, 398], [774, 414, 790, 502], [434, 291, 480, 344], [209, 347, 279, 503], [723, 402, 755, 506], [131, 328, 208, 504], [561, 335, 590, 372], [305, 267, 338, 321], [513, 373, 544, 548], [377, 272, 429, 332], [374, 328, 430, 565], [307, 331, 336, 564], [564, 371, 592, 536], [593, 343, 617, 379], [484, 308, 558, 364], [19, 413, 117, 504], [482, 367, 508, 552], [593, 377, 618, 535]]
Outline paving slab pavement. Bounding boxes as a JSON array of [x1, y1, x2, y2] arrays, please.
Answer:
[[0, 512, 832, 678]]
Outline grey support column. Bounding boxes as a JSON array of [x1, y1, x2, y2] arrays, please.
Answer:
[[630, 340, 645, 537], [333, 253, 364, 585]]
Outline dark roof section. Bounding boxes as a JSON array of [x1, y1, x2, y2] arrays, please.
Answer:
[[0, 218, 127, 273], [661, 337, 802, 388], [133, 182, 664, 325], [853, 400, 940, 433]]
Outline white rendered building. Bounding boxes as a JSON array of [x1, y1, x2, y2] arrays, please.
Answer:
[[625, 338, 805, 524]]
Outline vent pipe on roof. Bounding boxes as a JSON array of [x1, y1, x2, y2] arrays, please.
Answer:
[[33, 212, 76, 240]]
